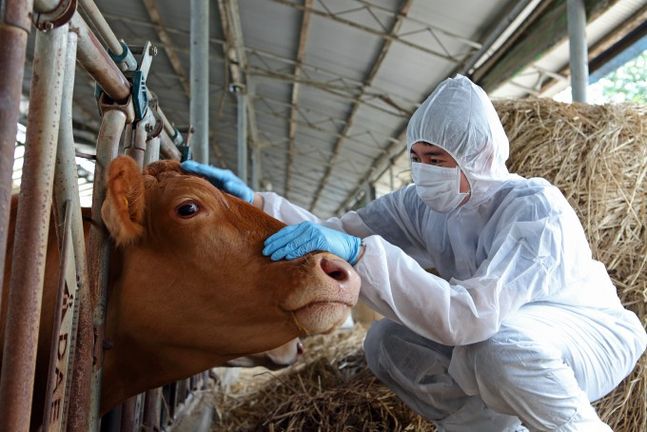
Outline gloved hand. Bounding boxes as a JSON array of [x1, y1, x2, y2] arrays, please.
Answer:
[[181, 160, 254, 203], [263, 221, 362, 264]]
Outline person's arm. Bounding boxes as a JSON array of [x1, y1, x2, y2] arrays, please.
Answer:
[[356, 190, 566, 346]]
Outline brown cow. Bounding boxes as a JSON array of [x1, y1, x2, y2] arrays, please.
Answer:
[[1, 156, 360, 427]]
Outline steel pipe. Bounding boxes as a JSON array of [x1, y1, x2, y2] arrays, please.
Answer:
[[71, 12, 131, 103], [236, 90, 248, 183], [190, 0, 209, 163], [144, 136, 161, 165], [567, 0, 589, 102], [0, 23, 29, 296], [42, 27, 84, 432], [142, 388, 162, 431], [0, 0, 34, 302], [126, 121, 148, 167], [160, 131, 182, 161], [78, 0, 120, 55], [0, 24, 68, 432], [87, 108, 128, 427], [49, 27, 96, 432]]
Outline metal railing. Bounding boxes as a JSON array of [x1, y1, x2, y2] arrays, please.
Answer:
[[0, 1, 204, 430]]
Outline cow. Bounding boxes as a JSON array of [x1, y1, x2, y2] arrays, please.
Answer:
[[1, 156, 360, 427]]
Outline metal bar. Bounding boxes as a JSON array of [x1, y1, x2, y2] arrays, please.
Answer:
[[248, 81, 261, 191], [145, 136, 161, 165], [143, 388, 162, 431], [72, 12, 131, 103], [285, 0, 312, 200], [46, 27, 85, 432], [309, 0, 413, 212], [190, 0, 209, 163], [87, 108, 128, 427], [0, 0, 33, 297], [42, 200, 75, 432], [0, 24, 68, 432], [236, 91, 248, 183], [126, 121, 148, 167], [77, 0, 121, 54], [120, 394, 144, 431], [159, 131, 181, 160], [567, 0, 588, 102]]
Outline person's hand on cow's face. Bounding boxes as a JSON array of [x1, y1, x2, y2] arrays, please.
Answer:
[[263, 221, 363, 265], [181, 160, 263, 208]]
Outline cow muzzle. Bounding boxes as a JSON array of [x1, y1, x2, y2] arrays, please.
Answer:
[[287, 254, 361, 335]]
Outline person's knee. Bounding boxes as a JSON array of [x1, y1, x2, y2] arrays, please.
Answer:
[[451, 332, 562, 414]]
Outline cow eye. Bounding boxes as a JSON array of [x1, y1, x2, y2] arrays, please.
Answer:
[[176, 202, 200, 218]]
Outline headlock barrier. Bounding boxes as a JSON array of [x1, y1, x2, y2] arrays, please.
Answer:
[[0, 0, 203, 430]]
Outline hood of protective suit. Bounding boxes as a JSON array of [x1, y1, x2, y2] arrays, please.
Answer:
[[406, 75, 514, 206]]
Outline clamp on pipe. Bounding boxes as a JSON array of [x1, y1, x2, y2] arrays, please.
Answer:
[[97, 92, 135, 123], [175, 126, 194, 162], [108, 40, 137, 72], [96, 41, 157, 122], [33, 0, 78, 31]]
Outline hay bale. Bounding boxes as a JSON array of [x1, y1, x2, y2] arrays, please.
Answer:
[[211, 99, 645, 431], [495, 98, 647, 432]]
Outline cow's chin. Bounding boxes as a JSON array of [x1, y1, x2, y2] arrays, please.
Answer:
[[291, 301, 351, 335]]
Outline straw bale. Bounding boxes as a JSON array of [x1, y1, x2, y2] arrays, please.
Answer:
[[495, 98, 646, 432], [211, 99, 645, 431]]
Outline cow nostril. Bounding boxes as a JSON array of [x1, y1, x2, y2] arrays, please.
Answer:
[[320, 257, 351, 282], [297, 341, 304, 355]]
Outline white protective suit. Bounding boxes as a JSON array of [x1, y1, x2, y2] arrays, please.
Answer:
[[260, 75, 646, 431]]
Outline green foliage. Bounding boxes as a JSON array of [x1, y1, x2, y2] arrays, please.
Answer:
[[599, 50, 647, 104]]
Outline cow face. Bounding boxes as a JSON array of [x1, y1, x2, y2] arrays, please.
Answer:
[[101, 157, 360, 363]]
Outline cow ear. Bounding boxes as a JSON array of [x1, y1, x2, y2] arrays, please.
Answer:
[[101, 156, 146, 246]]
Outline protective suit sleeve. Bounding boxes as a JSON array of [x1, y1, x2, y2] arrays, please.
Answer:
[[356, 190, 565, 346], [259, 191, 374, 238]]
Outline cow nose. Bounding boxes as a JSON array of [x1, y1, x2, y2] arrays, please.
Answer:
[[297, 340, 304, 355], [319, 256, 353, 282]]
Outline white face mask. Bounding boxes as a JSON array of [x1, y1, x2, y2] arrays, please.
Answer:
[[411, 162, 469, 213]]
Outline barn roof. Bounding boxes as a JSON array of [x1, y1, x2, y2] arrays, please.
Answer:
[[17, 0, 646, 216]]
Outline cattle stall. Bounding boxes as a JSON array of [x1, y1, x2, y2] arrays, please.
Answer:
[[0, 0, 208, 430]]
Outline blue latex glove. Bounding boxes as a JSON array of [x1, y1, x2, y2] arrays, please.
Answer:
[[181, 160, 254, 203], [263, 221, 362, 264]]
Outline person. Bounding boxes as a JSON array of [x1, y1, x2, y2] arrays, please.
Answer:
[[182, 75, 646, 431]]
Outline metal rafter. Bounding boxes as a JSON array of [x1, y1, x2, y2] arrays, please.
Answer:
[[250, 66, 410, 118], [270, 0, 475, 63], [285, 0, 313, 199], [254, 93, 401, 150], [102, 13, 419, 111], [308, 0, 413, 212]]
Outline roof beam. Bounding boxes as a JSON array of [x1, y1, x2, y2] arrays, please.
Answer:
[[285, 0, 313, 199], [309, 0, 414, 212], [473, 0, 615, 92], [270, 0, 471, 63]]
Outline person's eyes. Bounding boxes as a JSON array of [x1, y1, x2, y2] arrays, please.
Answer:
[[411, 155, 420, 163]]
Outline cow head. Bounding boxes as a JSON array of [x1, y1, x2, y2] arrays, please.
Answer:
[[99, 156, 360, 411]]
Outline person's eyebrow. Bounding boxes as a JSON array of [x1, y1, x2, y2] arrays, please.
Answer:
[[420, 149, 446, 156]]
